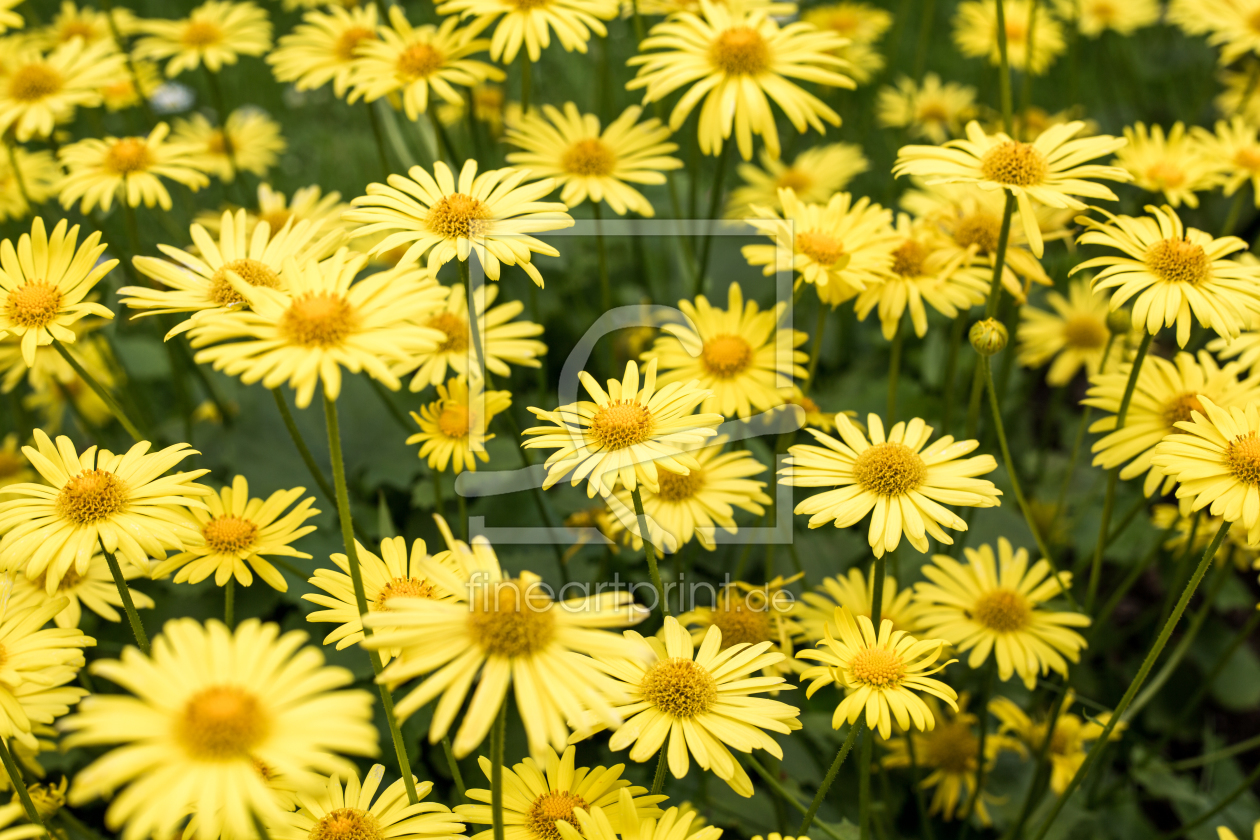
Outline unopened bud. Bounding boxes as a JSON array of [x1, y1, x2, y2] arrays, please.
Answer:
[[969, 318, 1008, 356], [1106, 308, 1131, 334]]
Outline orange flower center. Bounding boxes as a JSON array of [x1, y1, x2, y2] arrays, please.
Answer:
[[105, 138, 153, 174], [848, 647, 905, 687], [373, 576, 438, 611], [709, 595, 771, 648], [775, 168, 813, 193], [970, 588, 1032, 632], [427, 311, 471, 353], [979, 141, 1048, 187], [437, 404, 473, 438], [526, 791, 590, 840], [181, 19, 223, 48], [561, 138, 616, 177], [426, 193, 492, 240], [56, 469, 128, 524], [1145, 237, 1209, 285], [954, 211, 1002, 254], [1062, 314, 1108, 350], [639, 656, 718, 718], [210, 258, 282, 307], [796, 230, 847, 267], [1162, 392, 1205, 427], [6, 281, 63, 329], [1145, 161, 1186, 190], [921, 720, 979, 775], [397, 41, 444, 78], [701, 333, 753, 378], [280, 292, 356, 347], [466, 579, 556, 658], [657, 467, 704, 502], [8, 63, 64, 102], [334, 26, 377, 62], [174, 686, 270, 760], [710, 26, 770, 75], [1226, 431, 1260, 486], [853, 441, 927, 497], [202, 515, 259, 554], [589, 400, 652, 451], [891, 239, 928, 277], [311, 808, 382, 840]]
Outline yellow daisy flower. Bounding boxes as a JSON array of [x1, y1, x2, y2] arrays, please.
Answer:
[[152, 475, 319, 591], [641, 282, 807, 418], [799, 607, 957, 738], [270, 763, 465, 840], [743, 188, 898, 306], [876, 73, 978, 145], [436, 0, 616, 63], [187, 250, 446, 409], [407, 375, 512, 473], [56, 122, 210, 213], [505, 103, 681, 217], [346, 159, 574, 289], [724, 142, 869, 218], [1113, 122, 1220, 209], [952, 0, 1066, 75], [456, 746, 665, 840], [1016, 277, 1122, 387], [8, 550, 155, 629], [1193, 117, 1260, 206], [800, 2, 892, 45], [305, 532, 459, 664], [831, 40, 884, 84], [267, 4, 380, 98], [893, 119, 1129, 258], [1083, 350, 1260, 496], [1169, 0, 1260, 64], [590, 616, 801, 797], [171, 108, 287, 182], [604, 440, 770, 552], [0, 39, 125, 141], [678, 578, 805, 680], [195, 182, 349, 240], [436, 82, 508, 134], [134, 0, 273, 78], [63, 618, 378, 840], [406, 280, 546, 391], [39, 1, 137, 47], [855, 213, 989, 340], [0, 216, 118, 364], [1074, 204, 1260, 347], [989, 692, 1122, 795], [914, 538, 1091, 689], [793, 568, 928, 642], [0, 145, 59, 221], [627, 1, 853, 160], [98, 58, 162, 112], [347, 7, 503, 121], [556, 792, 721, 840], [364, 532, 648, 758], [1053, 0, 1159, 37], [781, 412, 1001, 558], [522, 358, 723, 498]]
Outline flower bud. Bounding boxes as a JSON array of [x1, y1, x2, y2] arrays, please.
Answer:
[[1106, 308, 1131, 334], [969, 318, 1008, 356]]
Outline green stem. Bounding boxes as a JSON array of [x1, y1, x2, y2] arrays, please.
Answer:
[[224, 577, 235, 629], [1162, 609, 1260, 749], [964, 356, 985, 441], [984, 191, 1016, 318], [858, 724, 873, 840], [1030, 520, 1231, 840], [804, 303, 827, 396], [323, 394, 421, 806], [870, 552, 887, 627], [651, 746, 668, 795], [631, 486, 671, 617], [959, 659, 996, 830], [519, 53, 531, 112], [995, 0, 1013, 134], [491, 700, 507, 840], [1157, 762, 1260, 840], [593, 202, 611, 315], [887, 318, 904, 423], [103, 546, 149, 653], [433, 461, 445, 520], [904, 732, 935, 840], [1018, 0, 1039, 121], [1000, 682, 1071, 840], [1117, 332, 1154, 427], [0, 737, 48, 837], [1223, 186, 1248, 236], [457, 489, 468, 541], [1169, 730, 1260, 771], [5, 142, 33, 209], [693, 139, 733, 298], [799, 723, 862, 835], [1089, 523, 1170, 640], [1049, 333, 1116, 533], [942, 313, 966, 434], [747, 755, 847, 840], [365, 101, 391, 180], [430, 111, 455, 167], [911, 0, 937, 79], [53, 340, 144, 441], [443, 736, 467, 802]]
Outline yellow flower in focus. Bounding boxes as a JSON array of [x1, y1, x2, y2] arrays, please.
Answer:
[[799, 607, 957, 738], [592, 616, 801, 797], [267, 4, 379, 98], [63, 619, 378, 840], [782, 413, 1000, 557], [876, 74, 978, 144], [914, 538, 1090, 689], [1193, 117, 1260, 206], [347, 7, 503, 121], [1083, 351, 1260, 496], [893, 119, 1129, 258], [505, 103, 681, 217], [0, 217, 116, 366], [989, 692, 1122, 794], [522, 358, 723, 498], [188, 251, 446, 408], [1074, 204, 1260, 347], [437, 0, 616, 63], [56, 122, 210, 213], [0, 145, 59, 221], [725, 142, 869, 218], [628, 2, 853, 160], [952, 0, 1066, 74], [0, 40, 125, 141], [557, 793, 722, 840], [1016, 277, 1121, 387], [134, 0, 273, 77], [794, 568, 928, 643], [172, 108, 287, 182], [678, 578, 804, 681], [407, 375, 511, 474], [1113, 122, 1219, 208], [346, 159, 573, 288], [1053, 0, 1159, 37], [456, 746, 665, 840], [0, 597, 93, 748]]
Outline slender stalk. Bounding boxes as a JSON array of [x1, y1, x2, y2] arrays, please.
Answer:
[[519, 53, 531, 112], [1223, 186, 1248, 236], [959, 659, 996, 828], [994, 0, 1014, 134], [1030, 520, 1231, 840], [491, 700, 507, 840], [631, 486, 671, 617], [430, 112, 458, 167], [651, 747, 668, 795], [443, 736, 467, 802], [858, 725, 873, 840], [593, 202, 612, 315], [6, 143, 33, 208], [224, 577, 235, 629], [1170, 731, 1260, 771], [1158, 762, 1260, 840], [103, 547, 149, 653], [365, 101, 391, 180], [799, 723, 862, 835], [693, 140, 733, 298], [1000, 682, 1071, 840], [53, 340, 143, 441], [1089, 524, 1170, 640], [0, 737, 48, 837], [457, 490, 468, 541], [1018, 0, 1039, 120], [323, 394, 421, 805], [804, 303, 828, 395], [1050, 333, 1117, 533], [964, 359, 985, 441], [747, 754, 847, 840], [904, 733, 935, 840], [911, 0, 937, 79], [870, 552, 887, 626], [887, 318, 904, 423], [942, 314, 966, 434], [1162, 609, 1260, 747], [984, 191, 1016, 318], [1116, 332, 1153, 427]]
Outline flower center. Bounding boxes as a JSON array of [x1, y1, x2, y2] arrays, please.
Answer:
[[1062, 314, 1108, 350], [1226, 431, 1260, 486], [979, 141, 1048, 187], [210, 258, 283, 307], [797, 230, 847, 267], [526, 791, 589, 840], [202, 516, 258, 554], [848, 647, 905, 687], [181, 20, 223, 48], [281, 292, 356, 348], [104, 138, 152, 175], [657, 468, 704, 502], [920, 721, 979, 775], [374, 576, 438, 611], [437, 404, 473, 438], [917, 101, 951, 124], [6, 281, 63, 329], [335, 26, 376, 62], [33, 565, 83, 593], [1089, 0, 1117, 21], [970, 588, 1032, 632], [56, 469, 128, 524], [639, 657, 718, 718], [1145, 238, 1210, 285], [8, 63, 64, 102], [561, 138, 616, 177], [397, 42, 445, 78], [1234, 147, 1260, 173], [206, 129, 229, 156], [701, 333, 753, 377], [891, 240, 928, 277], [1162, 392, 1205, 427], [852, 441, 927, 497], [258, 209, 293, 231], [427, 312, 470, 353], [710, 26, 770, 75], [509, 0, 552, 8], [954, 212, 1001, 254], [467, 580, 556, 658], [57, 21, 97, 43], [1004, 20, 1027, 43], [174, 686, 270, 761], [426, 193, 492, 241], [589, 399, 653, 451], [709, 596, 771, 648], [775, 169, 813, 193], [1145, 161, 1186, 189], [311, 808, 383, 840]]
